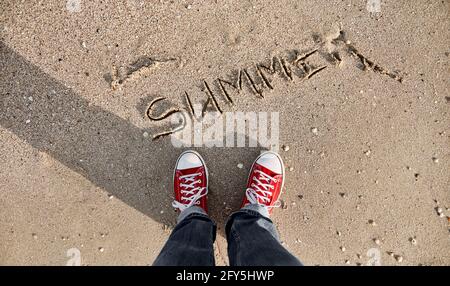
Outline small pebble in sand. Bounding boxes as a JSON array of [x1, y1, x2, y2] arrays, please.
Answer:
[[364, 150, 371, 156], [368, 219, 377, 226], [32, 233, 38, 239], [298, 194, 304, 200], [237, 163, 243, 169], [289, 166, 294, 171], [142, 131, 149, 138], [373, 238, 381, 245], [356, 254, 362, 259], [436, 207, 443, 215], [160, 210, 164, 214], [344, 260, 350, 264], [409, 237, 417, 245], [98, 247, 104, 252], [282, 145, 290, 152], [186, 4, 192, 9], [336, 231, 342, 236], [339, 192, 347, 198], [432, 157, 439, 163], [395, 255, 403, 263], [311, 127, 319, 135], [25, 119, 31, 124], [108, 194, 114, 199], [340, 246, 346, 252]]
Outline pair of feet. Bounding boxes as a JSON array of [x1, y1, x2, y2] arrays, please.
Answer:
[[172, 150, 285, 215]]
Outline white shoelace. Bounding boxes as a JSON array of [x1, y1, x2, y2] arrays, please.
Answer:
[[245, 170, 281, 208], [172, 172, 207, 211]]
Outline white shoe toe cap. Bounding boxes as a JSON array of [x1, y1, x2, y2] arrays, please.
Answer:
[[256, 152, 283, 174], [177, 152, 204, 170]]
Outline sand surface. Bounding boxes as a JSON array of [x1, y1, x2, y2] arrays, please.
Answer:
[[0, 0, 449, 265]]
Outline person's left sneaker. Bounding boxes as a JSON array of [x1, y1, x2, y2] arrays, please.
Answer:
[[240, 151, 285, 214], [172, 150, 208, 213]]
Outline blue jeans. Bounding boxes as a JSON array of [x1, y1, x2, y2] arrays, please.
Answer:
[[153, 205, 302, 266]]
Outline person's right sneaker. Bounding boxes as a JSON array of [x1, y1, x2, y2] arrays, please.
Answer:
[[240, 151, 285, 214]]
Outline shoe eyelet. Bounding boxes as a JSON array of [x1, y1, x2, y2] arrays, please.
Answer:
[[195, 201, 200, 205], [273, 179, 277, 183]]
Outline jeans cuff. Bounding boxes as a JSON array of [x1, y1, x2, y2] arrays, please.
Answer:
[[177, 206, 207, 223], [241, 203, 270, 218]]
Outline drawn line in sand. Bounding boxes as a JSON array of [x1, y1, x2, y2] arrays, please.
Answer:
[[105, 56, 177, 90], [217, 78, 236, 104], [239, 69, 264, 98], [147, 51, 327, 140], [122, 30, 404, 140], [203, 80, 223, 114], [307, 66, 327, 79], [146, 97, 180, 121], [326, 29, 403, 82], [346, 45, 403, 82], [147, 31, 404, 140], [146, 97, 186, 140]]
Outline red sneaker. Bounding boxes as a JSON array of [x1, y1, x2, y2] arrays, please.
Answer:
[[172, 150, 208, 213], [241, 151, 285, 214]]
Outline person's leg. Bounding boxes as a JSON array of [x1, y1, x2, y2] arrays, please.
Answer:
[[153, 150, 215, 266], [153, 206, 216, 266], [226, 151, 302, 266], [226, 204, 302, 266]]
